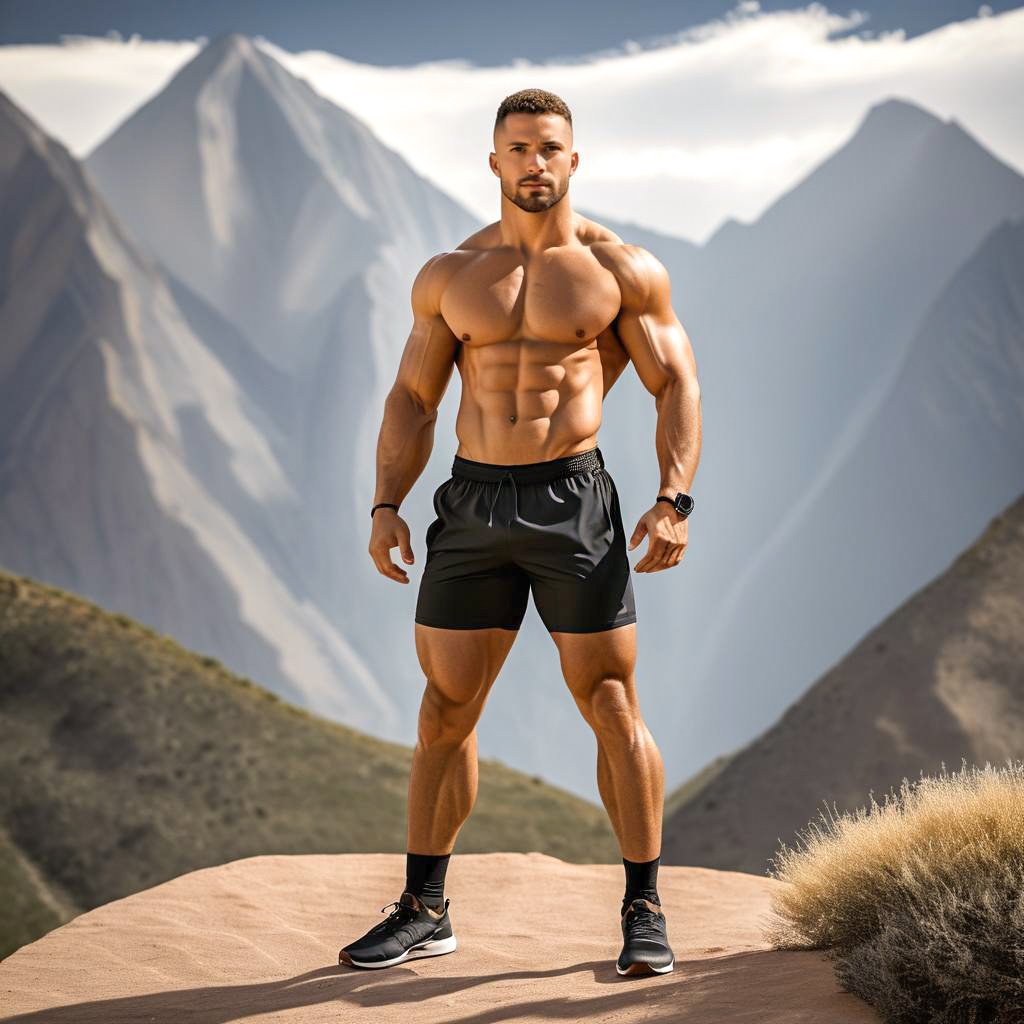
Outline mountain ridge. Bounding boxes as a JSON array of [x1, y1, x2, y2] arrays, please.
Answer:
[[0, 566, 619, 959], [663, 489, 1024, 873], [0, 86, 391, 727]]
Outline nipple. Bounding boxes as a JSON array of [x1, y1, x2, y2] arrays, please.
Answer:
[[576, 328, 585, 338], [462, 333, 471, 341]]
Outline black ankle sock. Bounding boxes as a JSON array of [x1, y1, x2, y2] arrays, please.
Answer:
[[405, 851, 450, 910], [622, 854, 661, 913]]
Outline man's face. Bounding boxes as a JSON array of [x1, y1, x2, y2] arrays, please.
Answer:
[[491, 112, 576, 213]]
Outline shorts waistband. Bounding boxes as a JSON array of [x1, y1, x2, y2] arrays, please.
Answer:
[[451, 446, 604, 484]]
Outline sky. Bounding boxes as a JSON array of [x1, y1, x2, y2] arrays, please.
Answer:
[[1, 2, 1022, 243], [1, 0, 1021, 64]]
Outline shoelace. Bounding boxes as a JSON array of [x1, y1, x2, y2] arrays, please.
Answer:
[[624, 902, 666, 940], [369, 900, 418, 934]]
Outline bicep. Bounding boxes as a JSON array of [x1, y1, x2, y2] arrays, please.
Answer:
[[614, 251, 697, 397], [394, 257, 459, 414], [395, 314, 459, 414]]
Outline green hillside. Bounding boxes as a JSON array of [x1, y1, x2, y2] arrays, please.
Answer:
[[0, 570, 618, 959]]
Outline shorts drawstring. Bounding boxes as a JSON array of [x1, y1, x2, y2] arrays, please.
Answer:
[[487, 471, 519, 528], [458, 447, 601, 528]]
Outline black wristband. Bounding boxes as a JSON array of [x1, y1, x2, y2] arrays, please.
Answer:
[[371, 502, 399, 518]]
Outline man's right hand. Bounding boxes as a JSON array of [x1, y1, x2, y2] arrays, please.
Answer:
[[369, 510, 415, 583]]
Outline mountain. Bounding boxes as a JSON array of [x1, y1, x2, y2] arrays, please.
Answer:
[[7, 42, 1024, 808], [86, 32, 479, 374], [584, 98, 1024, 799], [0, 567, 619, 959], [0, 87, 391, 729], [690, 214, 1024, 755], [84, 31, 480, 542], [662, 490, 1024, 874], [80, 32, 484, 743]]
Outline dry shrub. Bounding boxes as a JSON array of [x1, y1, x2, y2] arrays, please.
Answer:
[[764, 759, 1024, 1023]]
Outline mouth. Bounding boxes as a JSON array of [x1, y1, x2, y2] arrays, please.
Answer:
[[523, 181, 547, 187]]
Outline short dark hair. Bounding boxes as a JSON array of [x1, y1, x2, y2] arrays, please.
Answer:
[[494, 89, 572, 135]]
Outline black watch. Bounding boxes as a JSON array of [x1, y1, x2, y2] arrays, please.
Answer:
[[656, 492, 694, 519]]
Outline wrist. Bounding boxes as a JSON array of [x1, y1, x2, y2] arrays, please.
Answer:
[[656, 491, 694, 519], [371, 502, 400, 518]]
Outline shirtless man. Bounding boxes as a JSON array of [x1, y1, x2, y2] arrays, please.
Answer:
[[340, 88, 701, 977]]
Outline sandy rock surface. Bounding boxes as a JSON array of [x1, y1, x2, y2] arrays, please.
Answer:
[[1, 852, 879, 1022]]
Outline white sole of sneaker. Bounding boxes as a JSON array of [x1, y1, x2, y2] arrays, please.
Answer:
[[616, 958, 674, 976], [340, 934, 457, 969]]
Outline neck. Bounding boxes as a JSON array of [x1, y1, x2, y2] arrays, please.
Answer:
[[499, 192, 577, 254]]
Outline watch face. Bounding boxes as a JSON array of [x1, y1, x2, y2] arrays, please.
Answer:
[[675, 493, 694, 515]]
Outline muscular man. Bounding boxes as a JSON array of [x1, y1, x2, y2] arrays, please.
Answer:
[[339, 88, 701, 977]]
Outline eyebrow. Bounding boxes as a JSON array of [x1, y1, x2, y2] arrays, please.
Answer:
[[506, 139, 564, 146]]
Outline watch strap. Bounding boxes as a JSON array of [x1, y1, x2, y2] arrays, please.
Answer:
[[657, 492, 694, 518], [371, 502, 399, 518]]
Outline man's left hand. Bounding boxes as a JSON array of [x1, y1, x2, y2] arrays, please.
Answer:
[[628, 503, 688, 572]]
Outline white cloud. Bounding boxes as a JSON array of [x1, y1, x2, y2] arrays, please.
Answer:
[[0, 33, 202, 160], [0, 4, 1021, 243]]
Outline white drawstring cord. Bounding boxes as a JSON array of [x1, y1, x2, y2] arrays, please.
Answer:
[[487, 471, 519, 527]]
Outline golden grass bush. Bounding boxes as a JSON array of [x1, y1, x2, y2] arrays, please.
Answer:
[[764, 759, 1024, 1024]]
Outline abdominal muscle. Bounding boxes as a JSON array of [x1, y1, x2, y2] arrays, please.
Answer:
[[452, 337, 604, 465]]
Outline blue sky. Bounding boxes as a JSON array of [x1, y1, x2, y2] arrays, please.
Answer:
[[1, 0, 1021, 64]]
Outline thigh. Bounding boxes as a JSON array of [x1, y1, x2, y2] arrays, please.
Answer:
[[515, 468, 638, 634], [548, 623, 638, 706], [414, 623, 520, 708], [415, 476, 531, 632]]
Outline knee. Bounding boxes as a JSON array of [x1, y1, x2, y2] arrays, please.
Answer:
[[417, 680, 478, 748], [579, 678, 639, 742]]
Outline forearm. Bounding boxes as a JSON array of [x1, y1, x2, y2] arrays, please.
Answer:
[[654, 375, 701, 497], [374, 386, 438, 508]]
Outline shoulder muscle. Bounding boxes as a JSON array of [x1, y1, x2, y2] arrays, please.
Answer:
[[612, 245, 695, 396]]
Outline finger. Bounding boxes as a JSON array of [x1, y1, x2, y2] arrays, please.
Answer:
[[398, 526, 415, 565], [653, 541, 676, 569], [630, 536, 655, 569], [650, 548, 674, 571], [387, 559, 410, 582], [628, 521, 648, 550], [634, 540, 660, 572], [369, 541, 410, 582], [637, 539, 672, 572]]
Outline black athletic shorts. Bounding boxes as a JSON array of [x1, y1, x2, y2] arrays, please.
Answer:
[[415, 446, 637, 633]]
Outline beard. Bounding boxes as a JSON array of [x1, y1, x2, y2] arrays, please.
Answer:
[[502, 176, 568, 212]]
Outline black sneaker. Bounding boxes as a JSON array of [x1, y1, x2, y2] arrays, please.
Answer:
[[616, 897, 674, 976], [338, 891, 456, 969]]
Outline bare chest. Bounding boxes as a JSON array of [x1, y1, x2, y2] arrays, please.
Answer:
[[439, 251, 622, 347]]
